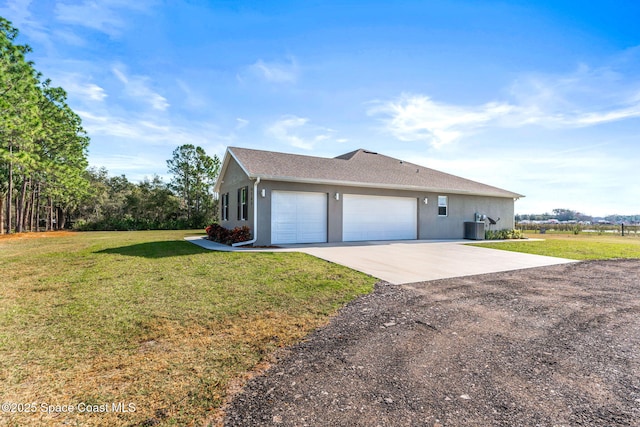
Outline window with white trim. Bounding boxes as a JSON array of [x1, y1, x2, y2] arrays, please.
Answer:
[[438, 195, 448, 216], [221, 193, 229, 221], [237, 186, 248, 221]]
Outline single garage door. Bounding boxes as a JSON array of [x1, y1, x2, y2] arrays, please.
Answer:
[[271, 191, 327, 244], [343, 194, 417, 241]]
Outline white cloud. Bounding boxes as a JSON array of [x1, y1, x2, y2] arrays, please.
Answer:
[[370, 61, 640, 148], [55, 2, 123, 36], [85, 112, 229, 180], [2, 0, 154, 47], [0, 0, 52, 46], [88, 154, 173, 182], [266, 115, 335, 150], [506, 62, 640, 127], [54, 0, 155, 37], [267, 115, 311, 149], [235, 118, 249, 129], [44, 72, 107, 103], [77, 109, 233, 149], [405, 148, 635, 216], [0, 0, 34, 27], [176, 79, 208, 109], [112, 68, 128, 84], [567, 106, 640, 126], [51, 29, 86, 46], [89, 154, 160, 171], [246, 56, 299, 84], [368, 94, 514, 147], [80, 107, 232, 182], [112, 66, 169, 111], [63, 80, 107, 102], [75, 83, 107, 101]]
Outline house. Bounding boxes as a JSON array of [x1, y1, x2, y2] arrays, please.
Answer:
[[213, 146, 523, 246]]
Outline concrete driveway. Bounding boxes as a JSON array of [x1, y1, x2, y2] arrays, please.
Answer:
[[279, 240, 576, 284], [186, 237, 577, 284]]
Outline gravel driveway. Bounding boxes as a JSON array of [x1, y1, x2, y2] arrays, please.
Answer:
[[224, 259, 640, 426]]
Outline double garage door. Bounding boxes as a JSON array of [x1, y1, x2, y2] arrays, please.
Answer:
[[271, 191, 417, 244]]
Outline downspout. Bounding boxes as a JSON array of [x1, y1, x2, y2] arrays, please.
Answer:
[[232, 177, 260, 247]]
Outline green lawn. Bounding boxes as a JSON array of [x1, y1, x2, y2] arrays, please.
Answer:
[[0, 230, 375, 426], [470, 232, 640, 260]]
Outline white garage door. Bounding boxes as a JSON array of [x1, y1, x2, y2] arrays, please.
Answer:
[[343, 194, 417, 241], [271, 191, 327, 244]]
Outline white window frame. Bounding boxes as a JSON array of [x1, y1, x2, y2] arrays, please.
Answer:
[[438, 195, 448, 217], [237, 186, 248, 221], [221, 193, 229, 221]]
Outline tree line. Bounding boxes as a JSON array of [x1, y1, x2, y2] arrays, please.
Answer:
[[516, 209, 594, 223], [1, 17, 220, 233], [75, 145, 220, 231], [516, 208, 640, 225], [1, 17, 89, 233]]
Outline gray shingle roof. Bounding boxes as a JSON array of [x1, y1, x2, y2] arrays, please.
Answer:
[[224, 146, 523, 198]]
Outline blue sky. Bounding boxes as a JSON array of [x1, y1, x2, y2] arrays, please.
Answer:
[[2, 0, 639, 216]]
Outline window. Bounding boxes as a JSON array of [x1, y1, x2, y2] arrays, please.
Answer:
[[438, 195, 448, 216], [221, 193, 229, 221], [237, 186, 248, 220]]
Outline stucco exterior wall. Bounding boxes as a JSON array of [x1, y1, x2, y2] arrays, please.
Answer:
[[251, 181, 516, 245], [217, 156, 254, 233], [422, 194, 515, 239]]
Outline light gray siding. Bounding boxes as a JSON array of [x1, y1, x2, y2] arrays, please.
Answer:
[[217, 156, 254, 233], [420, 194, 515, 239], [252, 181, 516, 245]]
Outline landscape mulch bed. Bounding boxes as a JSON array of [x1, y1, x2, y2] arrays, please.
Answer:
[[224, 259, 640, 427]]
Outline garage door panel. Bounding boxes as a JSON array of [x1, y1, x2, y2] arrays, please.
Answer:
[[343, 195, 417, 241], [271, 191, 327, 244]]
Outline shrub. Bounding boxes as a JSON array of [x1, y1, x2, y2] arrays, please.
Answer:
[[72, 217, 196, 231], [72, 219, 88, 230], [205, 224, 252, 245], [229, 225, 251, 243], [485, 228, 525, 240]]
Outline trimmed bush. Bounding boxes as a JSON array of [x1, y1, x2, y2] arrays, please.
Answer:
[[205, 224, 252, 245]]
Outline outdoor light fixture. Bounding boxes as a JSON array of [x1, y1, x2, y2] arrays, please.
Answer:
[[423, 197, 428, 205], [335, 192, 340, 201], [260, 189, 266, 198]]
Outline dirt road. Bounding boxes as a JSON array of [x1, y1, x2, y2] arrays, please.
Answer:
[[224, 259, 640, 426]]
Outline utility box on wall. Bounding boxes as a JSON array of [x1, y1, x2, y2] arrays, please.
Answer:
[[464, 221, 485, 240]]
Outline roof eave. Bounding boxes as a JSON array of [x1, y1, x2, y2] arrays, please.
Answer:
[[255, 175, 523, 199], [213, 147, 253, 193]]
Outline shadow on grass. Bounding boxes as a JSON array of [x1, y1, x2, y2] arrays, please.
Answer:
[[96, 240, 209, 258]]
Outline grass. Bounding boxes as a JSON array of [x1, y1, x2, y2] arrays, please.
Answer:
[[470, 231, 640, 260], [0, 230, 376, 426]]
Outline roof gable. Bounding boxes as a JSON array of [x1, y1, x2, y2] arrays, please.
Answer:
[[217, 146, 523, 198]]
